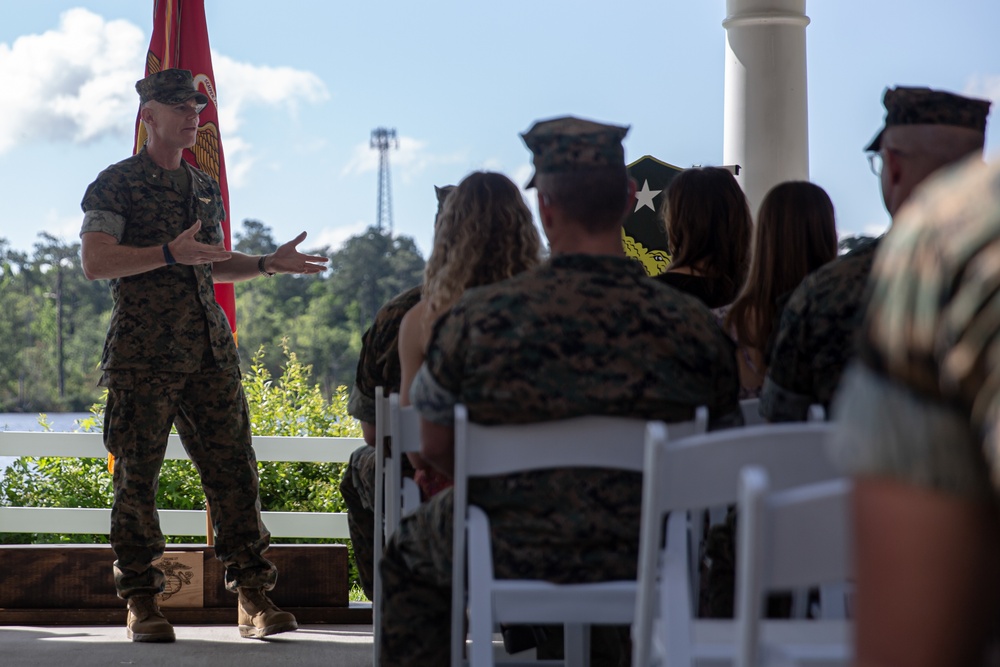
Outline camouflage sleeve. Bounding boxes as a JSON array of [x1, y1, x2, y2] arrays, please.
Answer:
[[831, 363, 994, 500], [411, 306, 467, 426], [760, 286, 815, 422], [348, 325, 378, 423], [81, 168, 130, 241]]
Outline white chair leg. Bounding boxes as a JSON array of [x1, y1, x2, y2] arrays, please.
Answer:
[[564, 623, 589, 667]]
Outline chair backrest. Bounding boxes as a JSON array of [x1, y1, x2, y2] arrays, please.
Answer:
[[451, 404, 707, 667], [734, 467, 853, 667], [385, 393, 423, 538], [633, 421, 841, 667]]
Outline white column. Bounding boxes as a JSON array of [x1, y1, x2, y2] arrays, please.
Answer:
[[722, 0, 810, 216]]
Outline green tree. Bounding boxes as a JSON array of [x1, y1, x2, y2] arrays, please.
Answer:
[[0, 234, 109, 411], [234, 222, 424, 394]]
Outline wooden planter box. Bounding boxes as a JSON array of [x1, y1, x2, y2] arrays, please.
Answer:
[[0, 544, 370, 625]]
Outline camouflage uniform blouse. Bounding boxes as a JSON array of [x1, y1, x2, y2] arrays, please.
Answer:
[[760, 239, 880, 421], [347, 284, 422, 424], [832, 159, 1000, 500], [80, 147, 238, 373], [411, 253, 741, 578]]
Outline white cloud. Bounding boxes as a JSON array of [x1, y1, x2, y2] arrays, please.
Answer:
[[340, 135, 465, 183], [513, 164, 534, 194], [30, 210, 85, 248], [0, 8, 144, 153], [314, 220, 370, 252], [0, 8, 330, 189], [863, 222, 889, 237], [221, 135, 254, 188], [964, 73, 1000, 104], [210, 53, 328, 134]]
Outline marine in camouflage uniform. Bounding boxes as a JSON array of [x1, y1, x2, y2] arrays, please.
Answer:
[[82, 144, 277, 599], [341, 184, 453, 600], [830, 117, 996, 665], [829, 86, 993, 492], [341, 284, 421, 599], [80, 69, 326, 638], [833, 157, 1000, 501], [762, 86, 992, 423], [379, 116, 741, 666]]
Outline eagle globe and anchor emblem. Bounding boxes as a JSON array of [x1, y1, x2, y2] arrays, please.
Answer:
[[158, 555, 196, 602]]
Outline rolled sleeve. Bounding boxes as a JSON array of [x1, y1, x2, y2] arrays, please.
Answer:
[[411, 362, 458, 426], [831, 363, 994, 500], [81, 210, 126, 241], [347, 383, 376, 424]]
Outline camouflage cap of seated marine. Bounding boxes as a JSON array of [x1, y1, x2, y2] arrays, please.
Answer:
[[135, 68, 210, 112], [864, 85, 991, 152], [520, 115, 630, 188]]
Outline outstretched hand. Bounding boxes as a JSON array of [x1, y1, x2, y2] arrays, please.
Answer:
[[168, 221, 232, 265], [266, 232, 329, 275]]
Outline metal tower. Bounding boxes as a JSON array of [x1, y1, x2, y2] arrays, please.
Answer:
[[370, 127, 399, 233]]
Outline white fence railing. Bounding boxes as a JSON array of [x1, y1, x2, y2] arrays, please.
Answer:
[[0, 431, 362, 540]]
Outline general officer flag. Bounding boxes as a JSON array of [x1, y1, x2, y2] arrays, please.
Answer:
[[623, 155, 684, 277]]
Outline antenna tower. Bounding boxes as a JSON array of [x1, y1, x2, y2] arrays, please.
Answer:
[[370, 127, 399, 234]]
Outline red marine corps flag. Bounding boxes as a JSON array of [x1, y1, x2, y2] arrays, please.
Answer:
[[134, 0, 237, 337]]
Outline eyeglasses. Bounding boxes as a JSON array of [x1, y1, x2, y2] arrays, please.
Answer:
[[867, 147, 907, 176], [866, 151, 883, 176]]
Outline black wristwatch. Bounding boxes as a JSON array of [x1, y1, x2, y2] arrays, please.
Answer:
[[258, 255, 275, 277]]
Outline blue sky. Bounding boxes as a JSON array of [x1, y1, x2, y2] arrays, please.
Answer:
[[1, 1, 998, 259]]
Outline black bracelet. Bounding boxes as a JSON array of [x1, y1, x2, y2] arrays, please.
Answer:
[[162, 243, 177, 265], [258, 255, 275, 277]]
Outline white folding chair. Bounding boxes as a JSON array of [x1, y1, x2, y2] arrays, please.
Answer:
[[734, 467, 853, 667], [372, 387, 389, 667], [632, 421, 842, 667], [740, 398, 764, 426], [373, 389, 422, 667], [452, 405, 708, 667], [385, 392, 422, 538]]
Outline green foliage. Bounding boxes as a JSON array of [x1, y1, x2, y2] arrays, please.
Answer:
[[0, 234, 109, 411]]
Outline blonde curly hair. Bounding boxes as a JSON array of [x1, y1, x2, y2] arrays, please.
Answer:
[[423, 171, 542, 319]]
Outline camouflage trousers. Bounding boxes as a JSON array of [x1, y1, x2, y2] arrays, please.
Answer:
[[340, 444, 417, 600], [102, 366, 276, 599], [379, 487, 634, 667]]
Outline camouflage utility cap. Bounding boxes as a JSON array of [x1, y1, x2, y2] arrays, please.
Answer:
[[521, 115, 629, 188], [136, 69, 209, 112], [865, 86, 991, 151]]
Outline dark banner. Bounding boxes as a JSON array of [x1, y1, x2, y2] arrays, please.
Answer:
[[623, 155, 683, 276]]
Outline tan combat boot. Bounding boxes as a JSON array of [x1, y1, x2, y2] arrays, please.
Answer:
[[237, 587, 298, 639], [126, 595, 176, 642]]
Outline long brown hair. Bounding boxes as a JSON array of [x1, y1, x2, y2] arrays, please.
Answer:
[[423, 171, 542, 319], [725, 181, 838, 352], [661, 167, 752, 304]]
